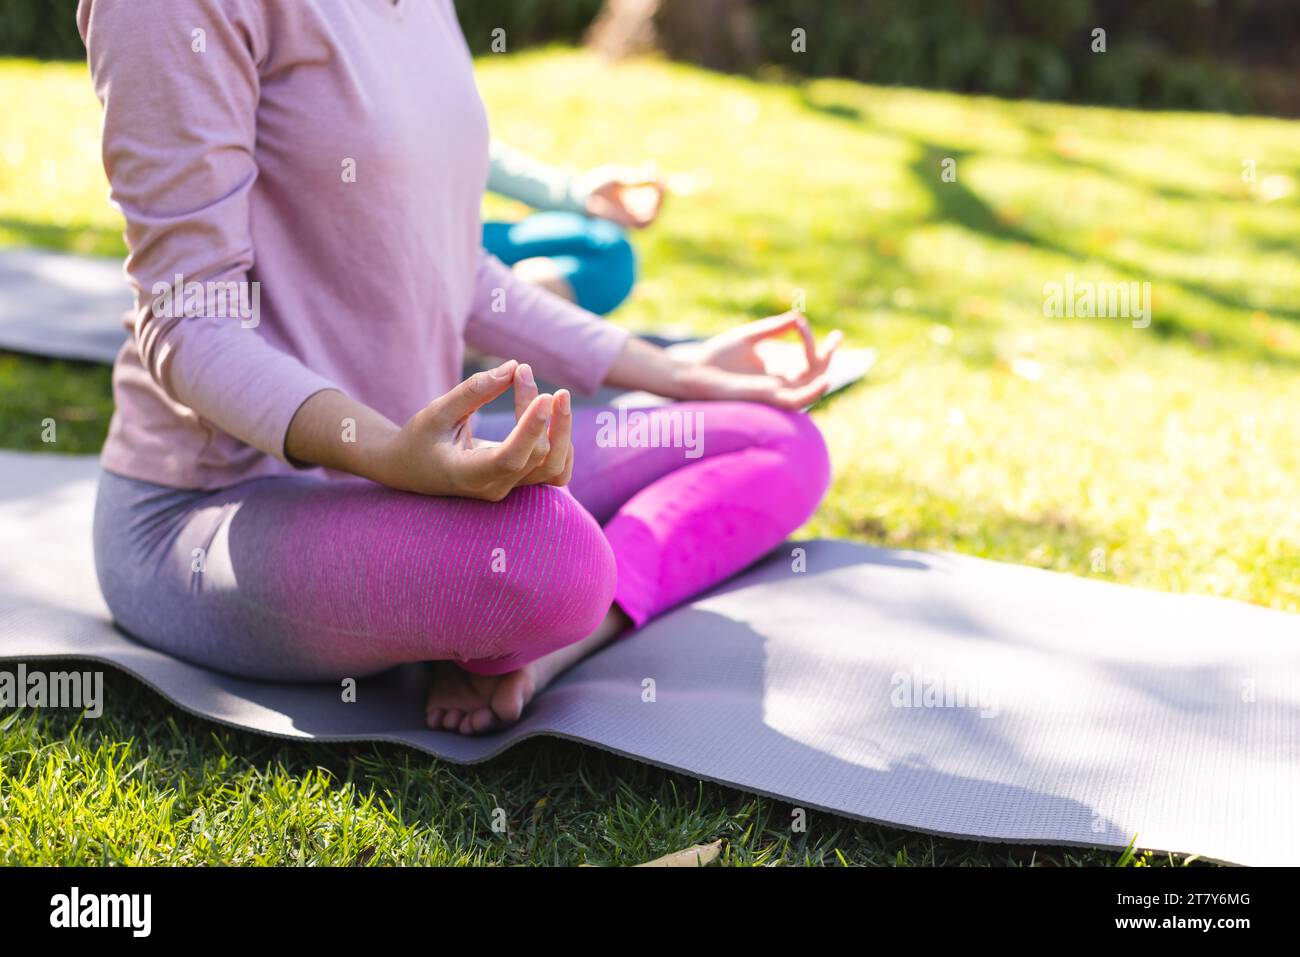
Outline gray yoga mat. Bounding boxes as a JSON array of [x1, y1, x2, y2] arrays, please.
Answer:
[[0, 248, 133, 364], [2, 449, 1298, 866]]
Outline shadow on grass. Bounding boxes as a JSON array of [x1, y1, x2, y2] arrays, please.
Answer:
[[0, 351, 113, 454], [906, 137, 1300, 363], [794, 85, 1300, 366]]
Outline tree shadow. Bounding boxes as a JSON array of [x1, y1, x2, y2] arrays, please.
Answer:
[[902, 137, 1300, 363], [790, 85, 1300, 363], [1015, 119, 1229, 205]]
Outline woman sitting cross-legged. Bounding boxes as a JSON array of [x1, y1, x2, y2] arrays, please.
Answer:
[[80, 0, 840, 735]]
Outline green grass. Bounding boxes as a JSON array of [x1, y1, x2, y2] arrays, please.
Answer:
[[3, 49, 1298, 865]]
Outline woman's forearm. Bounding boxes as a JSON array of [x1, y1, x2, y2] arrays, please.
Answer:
[[603, 336, 699, 398], [487, 140, 586, 213], [283, 388, 400, 482]]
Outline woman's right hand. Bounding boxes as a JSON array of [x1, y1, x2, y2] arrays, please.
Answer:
[[374, 359, 574, 501], [577, 165, 666, 229]]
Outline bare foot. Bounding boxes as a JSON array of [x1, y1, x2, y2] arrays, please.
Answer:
[[425, 607, 630, 736], [424, 663, 537, 735]]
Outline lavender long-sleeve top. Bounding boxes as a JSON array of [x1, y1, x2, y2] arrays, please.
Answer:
[[78, 0, 630, 489]]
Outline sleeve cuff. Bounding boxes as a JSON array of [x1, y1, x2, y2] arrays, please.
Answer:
[[167, 317, 342, 466], [561, 176, 592, 215]]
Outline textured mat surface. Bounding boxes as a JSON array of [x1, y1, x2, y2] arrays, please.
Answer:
[[0, 248, 132, 363], [2, 451, 1298, 865]]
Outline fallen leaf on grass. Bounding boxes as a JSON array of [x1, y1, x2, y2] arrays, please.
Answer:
[[636, 840, 724, 867]]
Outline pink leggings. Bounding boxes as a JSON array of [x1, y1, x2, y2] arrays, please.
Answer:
[[92, 402, 830, 682]]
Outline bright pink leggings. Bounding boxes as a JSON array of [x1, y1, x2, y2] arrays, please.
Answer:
[[92, 402, 831, 682]]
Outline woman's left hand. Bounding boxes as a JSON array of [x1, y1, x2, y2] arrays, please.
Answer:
[[605, 312, 843, 411]]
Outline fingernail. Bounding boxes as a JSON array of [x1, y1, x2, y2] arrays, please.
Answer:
[[556, 390, 570, 414], [491, 361, 515, 379], [519, 364, 535, 387]]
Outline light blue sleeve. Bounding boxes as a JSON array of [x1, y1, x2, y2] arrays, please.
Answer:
[[487, 140, 590, 214]]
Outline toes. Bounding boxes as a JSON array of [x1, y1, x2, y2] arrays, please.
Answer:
[[467, 707, 496, 734], [452, 708, 496, 736], [427, 664, 532, 735]]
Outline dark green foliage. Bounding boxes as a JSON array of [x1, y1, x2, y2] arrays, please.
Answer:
[[0, 0, 82, 61], [751, 0, 1265, 113], [1, 0, 1294, 113], [453, 0, 604, 55]]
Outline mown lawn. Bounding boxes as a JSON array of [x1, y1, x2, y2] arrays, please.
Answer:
[[2, 50, 1298, 865]]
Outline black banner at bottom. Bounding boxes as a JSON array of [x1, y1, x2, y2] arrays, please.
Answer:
[[0, 863, 1279, 942]]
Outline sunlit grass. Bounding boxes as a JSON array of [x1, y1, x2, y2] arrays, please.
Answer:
[[2, 48, 1298, 864], [0, 59, 121, 255]]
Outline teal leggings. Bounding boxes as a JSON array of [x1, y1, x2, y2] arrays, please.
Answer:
[[482, 212, 636, 316]]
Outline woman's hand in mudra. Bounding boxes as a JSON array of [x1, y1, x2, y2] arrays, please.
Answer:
[[608, 311, 843, 411], [677, 310, 841, 376], [577, 165, 666, 229], [375, 360, 573, 501]]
